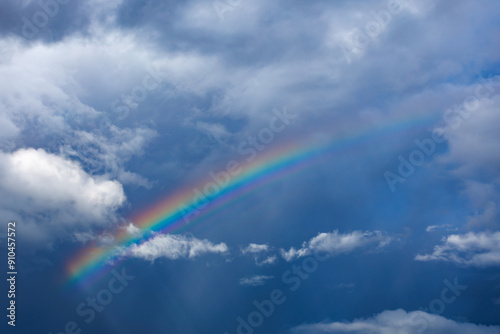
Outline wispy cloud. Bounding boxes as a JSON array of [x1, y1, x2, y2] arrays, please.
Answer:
[[239, 275, 274, 287], [256, 255, 277, 266], [425, 224, 458, 232], [241, 243, 278, 266]]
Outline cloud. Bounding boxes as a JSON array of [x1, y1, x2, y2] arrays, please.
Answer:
[[435, 92, 500, 229], [125, 223, 142, 236], [123, 233, 228, 261], [72, 232, 115, 246], [415, 232, 500, 267], [60, 125, 157, 186], [241, 243, 278, 266], [241, 243, 270, 254], [465, 200, 498, 230], [239, 275, 274, 287], [436, 93, 500, 180], [256, 255, 278, 266], [74, 223, 141, 246], [194, 121, 230, 139], [280, 230, 392, 262], [425, 224, 457, 232], [73, 232, 97, 244], [0, 33, 158, 184], [290, 309, 500, 334], [0, 148, 125, 226]]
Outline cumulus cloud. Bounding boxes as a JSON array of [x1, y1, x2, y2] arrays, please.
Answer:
[[280, 230, 391, 262], [290, 309, 500, 334], [123, 233, 228, 261], [415, 232, 500, 267], [239, 275, 274, 287], [0, 148, 125, 225]]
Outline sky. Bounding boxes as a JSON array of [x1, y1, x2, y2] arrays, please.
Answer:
[[0, 0, 500, 333]]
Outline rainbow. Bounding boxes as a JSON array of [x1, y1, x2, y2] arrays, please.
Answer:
[[66, 113, 435, 285]]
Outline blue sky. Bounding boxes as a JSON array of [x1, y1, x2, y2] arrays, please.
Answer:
[[1, 0, 500, 333]]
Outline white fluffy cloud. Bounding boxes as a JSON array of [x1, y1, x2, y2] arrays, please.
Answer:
[[0, 148, 125, 225], [291, 309, 500, 334], [415, 232, 500, 267], [280, 230, 391, 261], [123, 233, 228, 261]]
